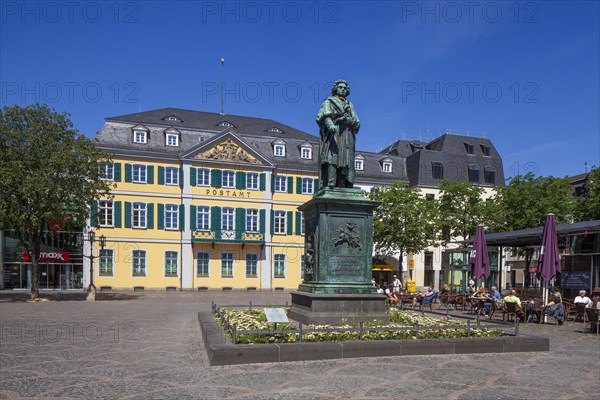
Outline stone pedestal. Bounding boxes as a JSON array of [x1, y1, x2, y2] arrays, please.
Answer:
[[288, 187, 388, 325]]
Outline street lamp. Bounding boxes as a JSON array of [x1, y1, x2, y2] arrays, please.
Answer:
[[80, 229, 106, 301]]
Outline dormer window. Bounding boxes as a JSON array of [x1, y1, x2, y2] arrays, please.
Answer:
[[382, 162, 392, 173], [432, 162, 444, 179], [133, 129, 148, 144], [162, 115, 181, 122], [274, 144, 285, 157], [468, 165, 479, 182], [355, 159, 364, 171], [410, 144, 423, 153], [300, 147, 312, 159], [464, 143, 474, 155], [268, 127, 283, 133], [166, 133, 178, 146], [481, 145, 491, 157], [218, 121, 234, 128]]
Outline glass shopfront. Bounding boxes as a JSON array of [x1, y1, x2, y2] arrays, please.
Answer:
[[440, 249, 498, 293], [2, 262, 83, 289]]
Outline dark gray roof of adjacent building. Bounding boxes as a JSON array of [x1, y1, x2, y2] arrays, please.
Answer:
[[382, 134, 504, 188], [105, 108, 318, 142]]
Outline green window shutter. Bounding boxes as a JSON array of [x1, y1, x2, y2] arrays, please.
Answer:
[[259, 209, 266, 233], [157, 204, 164, 230], [270, 209, 274, 234], [190, 205, 197, 230], [90, 200, 98, 227], [314, 178, 319, 192], [259, 173, 266, 191], [179, 204, 185, 231], [295, 212, 302, 235], [113, 163, 122, 182], [158, 166, 165, 185], [211, 169, 222, 188], [286, 211, 293, 235], [124, 164, 132, 182], [147, 166, 154, 184], [179, 168, 184, 188], [124, 202, 132, 228], [114, 201, 122, 228], [211, 207, 221, 231], [271, 174, 276, 193], [235, 208, 245, 239], [236, 172, 246, 189], [147, 203, 154, 229], [296, 177, 302, 194], [190, 167, 196, 186], [287, 176, 294, 193]]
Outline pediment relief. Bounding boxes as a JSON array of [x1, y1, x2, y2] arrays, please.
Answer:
[[195, 138, 261, 164]]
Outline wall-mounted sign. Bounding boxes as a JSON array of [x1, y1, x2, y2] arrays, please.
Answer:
[[23, 250, 70, 263]]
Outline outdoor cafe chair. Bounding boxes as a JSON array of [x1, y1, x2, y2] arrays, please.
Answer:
[[575, 303, 586, 322], [584, 308, 600, 335], [502, 302, 522, 323]]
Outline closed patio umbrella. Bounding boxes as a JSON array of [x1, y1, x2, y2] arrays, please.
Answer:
[[469, 225, 490, 281], [536, 213, 561, 322]]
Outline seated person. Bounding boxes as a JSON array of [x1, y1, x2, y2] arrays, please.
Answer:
[[484, 286, 502, 316], [574, 290, 591, 306], [502, 289, 522, 309], [376, 284, 384, 294], [544, 291, 566, 325], [412, 286, 435, 308]]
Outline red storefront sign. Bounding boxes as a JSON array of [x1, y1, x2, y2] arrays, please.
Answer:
[[529, 267, 538, 273], [23, 251, 70, 262]]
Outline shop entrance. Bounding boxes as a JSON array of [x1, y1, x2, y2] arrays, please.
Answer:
[[1, 263, 83, 289]]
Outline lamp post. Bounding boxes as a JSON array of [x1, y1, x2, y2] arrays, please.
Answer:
[[80, 229, 106, 301]]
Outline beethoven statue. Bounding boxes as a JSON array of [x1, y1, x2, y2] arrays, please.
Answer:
[[316, 79, 360, 189]]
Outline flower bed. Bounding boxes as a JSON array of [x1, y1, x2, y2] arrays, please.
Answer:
[[216, 307, 502, 344]]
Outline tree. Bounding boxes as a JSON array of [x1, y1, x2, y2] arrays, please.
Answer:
[[369, 182, 437, 278], [574, 168, 600, 222], [0, 104, 113, 300], [435, 180, 497, 246], [493, 172, 574, 283]]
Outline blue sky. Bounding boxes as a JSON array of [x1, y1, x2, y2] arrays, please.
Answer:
[[1, 0, 598, 178]]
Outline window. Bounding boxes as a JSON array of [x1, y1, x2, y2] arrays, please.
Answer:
[[196, 206, 210, 230], [164, 116, 180, 122], [274, 254, 285, 278], [246, 172, 259, 190], [382, 162, 392, 173], [221, 252, 234, 277], [166, 133, 178, 147], [133, 165, 147, 183], [99, 249, 113, 276], [468, 166, 479, 183], [424, 252, 433, 269], [274, 144, 285, 157], [301, 147, 312, 159], [133, 130, 147, 144], [246, 209, 259, 232], [132, 250, 146, 276], [425, 193, 435, 201], [274, 175, 287, 192], [165, 167, 179, 185], [132, 202, 147, 228], [218, 121, 233, 127], [197, 252, 210, 277], [484, 168, 496, 184], [465, 143, 474, 155], [165, 204, 178, 230], [222, 207, 234, 231], [299, 212, 305, 235], [98, 200, 114, 227], [165, 251, 178, 276], [268, 127, 282, 133], [100, 162, 114, 181], [246, 253, 258, 277], [274, 210, 286, 234], [432, 162, 444, 179], [355, 159, 364, 171], [301, 178, 314, 194], [197, 168, 210, 186], [481, 145, 491, 157], [222, 170, 235, 188]]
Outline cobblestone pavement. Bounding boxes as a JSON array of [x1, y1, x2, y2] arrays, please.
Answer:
[[1, 290, 598, 400]]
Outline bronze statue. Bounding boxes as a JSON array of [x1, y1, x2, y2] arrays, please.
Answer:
[[316, 80, 360, 189]]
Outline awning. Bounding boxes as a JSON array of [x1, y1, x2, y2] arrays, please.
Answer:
[[372, 264, 393, 271]]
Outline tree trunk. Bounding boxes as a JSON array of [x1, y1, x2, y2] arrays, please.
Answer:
[[29, 229, 42, 301]]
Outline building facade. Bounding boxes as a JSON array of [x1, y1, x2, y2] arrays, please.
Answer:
[[4, 108, 502, 292]]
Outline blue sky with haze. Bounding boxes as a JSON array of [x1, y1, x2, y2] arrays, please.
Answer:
[[1, 1, 598, 178]]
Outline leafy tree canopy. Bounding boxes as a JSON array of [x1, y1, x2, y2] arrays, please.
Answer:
[[574, 168, 600, 222], [0, 104, 113, 299]]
